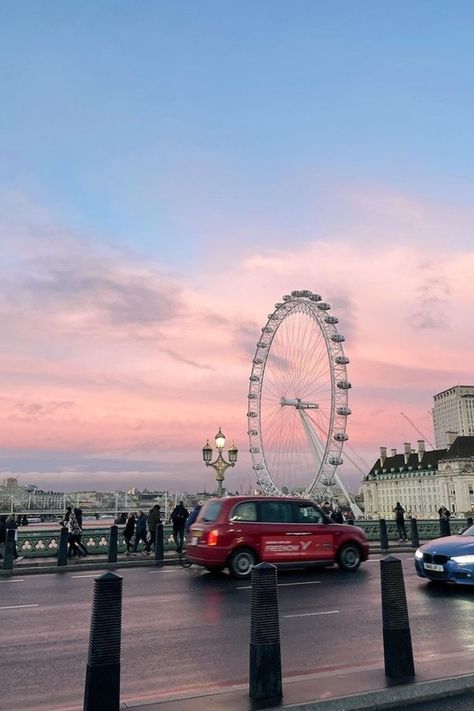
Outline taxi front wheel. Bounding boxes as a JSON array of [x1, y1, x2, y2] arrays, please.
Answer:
[[228, 547, 257, 579], [337, 543, 361, 571]]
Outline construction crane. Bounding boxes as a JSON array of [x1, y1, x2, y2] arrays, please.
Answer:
[[400, 412, 435, 450]]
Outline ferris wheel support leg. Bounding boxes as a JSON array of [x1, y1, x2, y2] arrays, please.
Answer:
[[333, 470, 363, 518]]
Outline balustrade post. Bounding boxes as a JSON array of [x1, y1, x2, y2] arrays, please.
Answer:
[[410, 518, 419, 548], [155, 523, 164, 565], [2, 529, 15, 571], [466, 517, 473, 528], [57, 527, 68, 567], [83, 572, 122, 711], [108, 525, 118, 563], [379, 518, 389, 551]]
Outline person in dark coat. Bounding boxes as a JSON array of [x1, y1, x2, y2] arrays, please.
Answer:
[[73, 508, 88, 555], [6, 514, 21, 560], [393, 502, 408, 541], [133, 510, 150, 553], [330, 506, 344, 524], [124, 512, 135, 555], [170, 502, 189, 552], [147, 505, 162, 551], [185, 503, 202, 533]]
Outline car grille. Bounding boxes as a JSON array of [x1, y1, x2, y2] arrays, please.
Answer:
[[424, 570, 449, 580], [423, 553, 448, 565]]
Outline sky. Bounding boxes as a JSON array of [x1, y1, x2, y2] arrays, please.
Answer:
[[0, 1, 473, 494]]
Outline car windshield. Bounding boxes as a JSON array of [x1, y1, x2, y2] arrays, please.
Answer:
[[461, 525, 474, 537]]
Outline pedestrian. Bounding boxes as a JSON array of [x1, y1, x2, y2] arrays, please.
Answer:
[[438, 505, 451, 519], [0, 515, 6, 559], [147, 505, 162, 551], [170, 501, 189, 553], [331, 506, 344, 524], [6, 514, 23, 560], [393, 502, 408, 541], [133, 510, 150, 554], [186, 502, 202, 532], [438, 505, 451, 536], [124, 512, 135, 555], [321, 501, 332, 518], [67, 509, 85, 557], [73, 508, 88, 556]]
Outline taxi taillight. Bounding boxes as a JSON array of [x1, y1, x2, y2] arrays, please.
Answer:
[[206, 529, 219, 546]]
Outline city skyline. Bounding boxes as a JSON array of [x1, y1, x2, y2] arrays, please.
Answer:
[[1, 3, 473, 493]]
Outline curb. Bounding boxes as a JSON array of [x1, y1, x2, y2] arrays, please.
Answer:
[[0, 557, 180, 577]]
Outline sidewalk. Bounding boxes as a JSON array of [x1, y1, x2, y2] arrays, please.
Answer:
[[119, 653, 474, 710]]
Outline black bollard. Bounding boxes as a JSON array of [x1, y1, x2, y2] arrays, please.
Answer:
[[57, 527, 69, 567], [155, 523, 164, 565], [467, 517, 473, 528], [380, 555, 415, 679], [2, 529, 15, 571], [348, 518, 355, 525], [410, 518, 419, 548], [249, 562, 282, 701], [379, 518, 389, 551], [108, 525, 118, 563], [83, 572, 122, 711]]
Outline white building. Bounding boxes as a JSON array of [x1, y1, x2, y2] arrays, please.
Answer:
[[433, 385, 474, 449], [361, 437, 474, 519]]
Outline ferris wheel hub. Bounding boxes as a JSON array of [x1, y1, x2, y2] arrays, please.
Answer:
[[281, 398, 319, 410]]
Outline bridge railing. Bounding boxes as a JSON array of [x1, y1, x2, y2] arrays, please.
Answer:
[[11, 518, 471, 559]]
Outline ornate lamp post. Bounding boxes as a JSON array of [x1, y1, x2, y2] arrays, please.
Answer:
[[202, 428, 238, 497]]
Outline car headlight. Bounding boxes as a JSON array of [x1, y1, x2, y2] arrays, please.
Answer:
[[415, 549, 423, 559], [451, 555, 474, 564]]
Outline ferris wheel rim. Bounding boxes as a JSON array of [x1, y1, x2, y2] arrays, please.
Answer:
[[247, 290, 350, 498]]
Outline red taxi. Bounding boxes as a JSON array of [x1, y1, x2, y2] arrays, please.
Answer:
[[185, 496, 369, 578]]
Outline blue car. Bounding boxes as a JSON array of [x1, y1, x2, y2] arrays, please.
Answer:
[[415, 524, 474, 585]]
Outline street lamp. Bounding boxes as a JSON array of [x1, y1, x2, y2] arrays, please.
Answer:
[[202, 428, 238, 497]]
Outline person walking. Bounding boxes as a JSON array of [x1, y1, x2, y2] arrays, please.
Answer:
[[6, 514, 23, 560], [330, 506, 344, 524], [67, 509, 84, 557], [147, 505, 162, 552], [170, 501, 189, 553], [438, 505, 451, 536], [73, 508, 88, 556], [393, 502, 408, 541], [124, 512, 135, 555], [133, 510, 150, 554]]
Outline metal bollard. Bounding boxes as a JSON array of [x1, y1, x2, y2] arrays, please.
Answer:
[[108, 525, 118, 563], [2, 529, 15, 571], [249, 562, 282, 701], [379, 518, 389, 551], [83, 572, 123, 711], [348, 518, 355, 525], [467, 517, 473, 528], [155, 523, 164, 565], [380, 555, 415, 679], [410, 518, 419, 548], [57, 527, 68, 567]]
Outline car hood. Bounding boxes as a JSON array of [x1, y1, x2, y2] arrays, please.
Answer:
[[421, 535, 474, 555]]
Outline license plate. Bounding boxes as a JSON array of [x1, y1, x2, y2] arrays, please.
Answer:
[[424, 562, 444, 572], [191, 536, 198, 545]]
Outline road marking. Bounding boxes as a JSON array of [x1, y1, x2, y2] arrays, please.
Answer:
[[0, 579, 25, 583], [71, 574, 100, 579], [149, 568, 180, 574], [237, 580, 321, 590], [284, 610, 340, 618], [0, 604, 39, 610]]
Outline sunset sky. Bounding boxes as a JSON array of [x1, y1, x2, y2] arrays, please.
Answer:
[[1, 2, 473, 494]]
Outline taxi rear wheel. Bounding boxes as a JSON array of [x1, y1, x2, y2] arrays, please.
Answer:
[[337, 543, 361, 571], [228, 547, 257, 579]]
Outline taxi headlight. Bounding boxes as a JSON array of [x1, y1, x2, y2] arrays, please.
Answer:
[[415, 549, 423, 560], [451, 555, 474, 564]]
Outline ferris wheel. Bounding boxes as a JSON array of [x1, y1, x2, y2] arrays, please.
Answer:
[[247, 289, 360, 513]]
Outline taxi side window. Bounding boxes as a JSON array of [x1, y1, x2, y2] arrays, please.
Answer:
[[295, 504, 324, 524], [259, 501, 294, 523], [230, 502, 257, 522]]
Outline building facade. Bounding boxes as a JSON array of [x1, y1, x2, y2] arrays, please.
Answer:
[[433, 385, 474, 448], [361, 437, 474, 519]]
